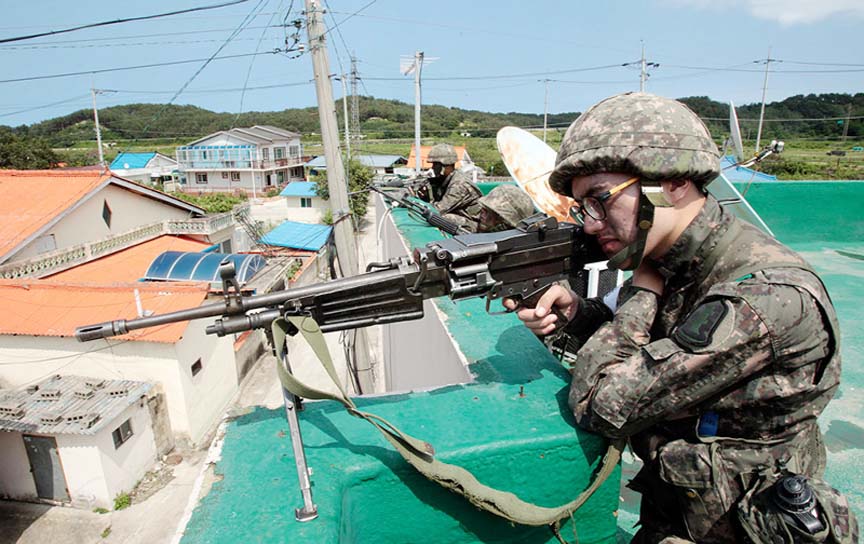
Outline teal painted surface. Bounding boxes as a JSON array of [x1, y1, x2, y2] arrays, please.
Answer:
[[181, 207, 621, 544]]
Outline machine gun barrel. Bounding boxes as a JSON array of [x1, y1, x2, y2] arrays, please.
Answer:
[[76, 216, 603, 342], [369, 185, 466, 235]]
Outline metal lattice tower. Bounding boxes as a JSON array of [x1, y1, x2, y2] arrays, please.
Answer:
[[350, 55, 361, 153]]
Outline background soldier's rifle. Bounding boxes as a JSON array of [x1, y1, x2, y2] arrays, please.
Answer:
[[368, 185, 467, 235]]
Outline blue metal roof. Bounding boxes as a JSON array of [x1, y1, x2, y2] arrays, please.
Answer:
[[110, 152, 156, 170], [260, 221, 332, 251], [720, 155, 777, 183], [279, 182, 318, 197], [143, 251, 266, 286]]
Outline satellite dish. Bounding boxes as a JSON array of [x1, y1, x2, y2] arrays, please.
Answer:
[[729, 101, 745, 162]]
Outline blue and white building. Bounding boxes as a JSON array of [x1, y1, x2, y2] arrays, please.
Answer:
[[176, 126, 305, 194], [109, 152, 178, 185]]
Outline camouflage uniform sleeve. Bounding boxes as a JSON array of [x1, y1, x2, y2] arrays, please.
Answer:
[[568, 283, 801, 439], [434, 177, 480, 215], [561, 297, 614, 348]]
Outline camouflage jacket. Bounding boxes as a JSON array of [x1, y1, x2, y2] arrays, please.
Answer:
[[431, 170, 482, 223], [568, 195, 843, 542]]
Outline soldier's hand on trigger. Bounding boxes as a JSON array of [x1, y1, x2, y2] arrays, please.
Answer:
[[503, 285, 580, 337]]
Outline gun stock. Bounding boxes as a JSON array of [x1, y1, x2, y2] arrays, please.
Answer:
[[76, 216, 603, 342]]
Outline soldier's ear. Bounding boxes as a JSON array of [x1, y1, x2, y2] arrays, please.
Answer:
[[659, 179, 692, 205]]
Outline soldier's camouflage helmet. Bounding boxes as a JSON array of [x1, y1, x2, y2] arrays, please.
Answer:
[[427, 143, 458, 166], [478, 185, 535, 227], [548, 92, 721, 198]]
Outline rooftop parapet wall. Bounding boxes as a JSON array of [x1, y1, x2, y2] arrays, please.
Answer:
[[180, 203, 621, 543]]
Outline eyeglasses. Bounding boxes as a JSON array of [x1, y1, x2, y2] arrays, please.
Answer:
[[568, 176, 639, 225]]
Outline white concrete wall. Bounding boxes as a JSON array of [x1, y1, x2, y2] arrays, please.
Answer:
[[0, 431, 38, 501], [375, 196, 473, 392], [172, 319, 237, 445], [57, 400, 156, 509], [0, 324, 235, 447], [14, 183, 193, 262], [186, 169, 284, 195]]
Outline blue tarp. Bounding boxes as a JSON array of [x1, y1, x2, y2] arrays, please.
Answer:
[[720, 155, 777, 183], [260, 221, 332, 251], [110, 152, 156, 170], [279, 182, 318, 197]]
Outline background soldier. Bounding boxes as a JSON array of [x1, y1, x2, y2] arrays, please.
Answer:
[[416, 143, 482, 232], [471, 184, 535, 233], [507, 92, 857, 543]]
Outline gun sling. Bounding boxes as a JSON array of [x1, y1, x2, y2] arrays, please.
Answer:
[[272, 316, 624, 530]]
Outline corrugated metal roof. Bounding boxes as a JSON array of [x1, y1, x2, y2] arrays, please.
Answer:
[[304, 154, 406, 169], [259, 221, 332, 251], [0, 280, 210, 343], [46, 235, 212, 283], [109, 152, 156, 170], [0, 374, 152, 435], [279, 182, 318, 197]]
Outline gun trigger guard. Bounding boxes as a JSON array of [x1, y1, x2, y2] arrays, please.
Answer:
[[485, 292, 512, 316]]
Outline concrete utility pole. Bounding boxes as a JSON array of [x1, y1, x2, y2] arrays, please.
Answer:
[[350, 55, 360, 152], [304, 0, 374, 393], [541, 79, 550, 143], [91, 88, 106, 168], [339, 74, 351, 160], [640, 42, 647, 92], [842, 103, 852, 142], [755, 47, 774, 154], [413, 51, 424, 176]]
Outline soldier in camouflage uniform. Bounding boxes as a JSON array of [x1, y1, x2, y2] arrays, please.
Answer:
[[417, 143, 483, 231], [506, 92, 857, 543], [465, 184, 536, 233]]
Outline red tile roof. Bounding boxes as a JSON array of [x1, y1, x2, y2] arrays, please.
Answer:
[[0, 280, 210, 343], [0, 170, 110, 260], [46, 235, 212, 283]]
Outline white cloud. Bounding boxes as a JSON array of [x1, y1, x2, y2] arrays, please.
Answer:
[[668, 0, 864, 25]]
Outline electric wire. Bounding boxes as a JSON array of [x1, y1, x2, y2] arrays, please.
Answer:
[[0, 0, 253, 44]]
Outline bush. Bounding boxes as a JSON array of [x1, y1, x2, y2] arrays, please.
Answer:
[[174, 191, 248, 213], [113, 492, 131, 511], [311, 158, 373, 223]]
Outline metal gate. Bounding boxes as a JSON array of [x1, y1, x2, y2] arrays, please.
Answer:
[[22, 435, 69, 502]]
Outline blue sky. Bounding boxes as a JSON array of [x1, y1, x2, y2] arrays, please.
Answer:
[[0, 0, 862, 128]]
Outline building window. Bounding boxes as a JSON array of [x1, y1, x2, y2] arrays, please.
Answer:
[[221, 172, 229, 179], [196, 173, 208, 184], [202, 150, 208, 160], [300, 197, 313, 208], [289, 145, 300, 159], [274, 147, 286, 159], [102, 200, 112, 227], [262, 148, 270, 160], [112, 419, 133, 449], [231, 172, 241, 182], [191, 358, 203, 376], [277, 171, 285, 184]]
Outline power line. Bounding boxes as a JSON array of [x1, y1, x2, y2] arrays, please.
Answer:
[[0, 94, 91, 119], [362, 62, 636, 82], [0, 0, 253, 45], [321, 0, 377, 39], [0, 50, 282, 84], [0, 24, 286, 47]]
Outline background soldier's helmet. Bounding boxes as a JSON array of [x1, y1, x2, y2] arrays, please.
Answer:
[[479, 185, 536, 227], [427, 143, 458, 166], [548, 92, 722, 198]]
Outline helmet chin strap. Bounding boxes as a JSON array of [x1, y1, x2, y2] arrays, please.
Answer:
[[606, 193, 655, 271]]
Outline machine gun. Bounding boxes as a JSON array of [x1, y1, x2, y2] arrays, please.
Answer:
[[75, 215, 605, 523], [76, 214, 601, 342], [369, 185, 467, 236]]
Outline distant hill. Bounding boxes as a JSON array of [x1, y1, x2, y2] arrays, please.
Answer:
[[2, 93, 861, 147]]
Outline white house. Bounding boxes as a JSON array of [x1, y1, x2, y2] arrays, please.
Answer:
[[0, 375, 158, 509], [0, 169, 206, 267], [278, 182, 328, 223], [109, 152, 178, 185], [0, 281, 237, 448], [176, 126, 305, 194], [304, 154, 407, 177]]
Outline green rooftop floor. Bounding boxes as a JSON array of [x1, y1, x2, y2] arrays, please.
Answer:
[[181, 181, 863, 543]]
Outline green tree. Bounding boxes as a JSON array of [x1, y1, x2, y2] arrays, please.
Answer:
[[0, 131, 59, 169], [311, 158, 373, 223]]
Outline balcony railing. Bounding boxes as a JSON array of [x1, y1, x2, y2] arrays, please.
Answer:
[[178, 157, 304, 171], [0, 212, 236, 279]]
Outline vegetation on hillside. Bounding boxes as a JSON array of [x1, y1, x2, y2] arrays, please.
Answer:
[[2, 94, 862, 178]]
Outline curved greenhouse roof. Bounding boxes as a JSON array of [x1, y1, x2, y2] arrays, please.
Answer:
[[144, 251, 266, 286]]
